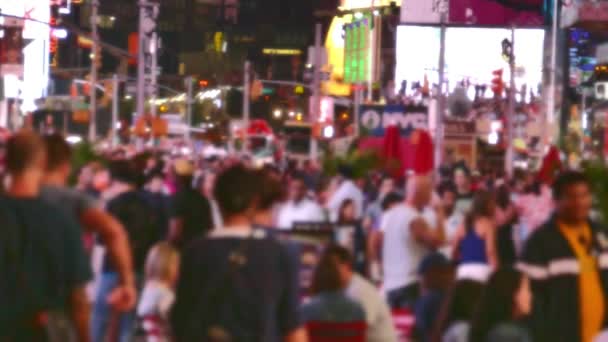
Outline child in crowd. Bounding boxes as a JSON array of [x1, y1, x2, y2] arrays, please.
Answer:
[[136, 243, 180, 342]]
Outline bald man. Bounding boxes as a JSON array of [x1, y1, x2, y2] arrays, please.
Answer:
[[379, 175, 445, 309]]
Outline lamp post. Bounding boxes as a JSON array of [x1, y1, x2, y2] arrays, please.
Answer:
[[88, 0, 99, 141]]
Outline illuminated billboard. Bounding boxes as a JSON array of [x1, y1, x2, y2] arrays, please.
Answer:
[[343, 16, 371, 84], [395, 25, 545, 100], [0, 0, 50, 112]]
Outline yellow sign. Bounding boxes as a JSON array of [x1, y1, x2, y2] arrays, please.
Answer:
[[214, 32, 224, 52], [262, 48, 302, 56]]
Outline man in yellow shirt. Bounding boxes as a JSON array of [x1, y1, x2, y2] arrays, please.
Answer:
[[521, 171, 608, 342]]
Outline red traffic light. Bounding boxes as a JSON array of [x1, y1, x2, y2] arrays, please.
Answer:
[[491, 69, 503, 96]]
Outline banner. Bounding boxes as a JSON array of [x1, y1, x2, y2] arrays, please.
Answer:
[[0, 21, 24, 76], [400, 0, 444, 24], [360, 104, 428, 137]]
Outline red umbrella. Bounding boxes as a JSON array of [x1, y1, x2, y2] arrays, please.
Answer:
[[382, 125, 403, 179], [411, 129, 434, 175]]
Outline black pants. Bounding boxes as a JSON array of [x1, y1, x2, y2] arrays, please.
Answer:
[[387, 283, 419, 310]]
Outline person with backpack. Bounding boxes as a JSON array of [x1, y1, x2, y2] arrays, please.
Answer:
[[0, 131, 92, 341], [92, 160, 162, 342], [171, 165, 307, 342]]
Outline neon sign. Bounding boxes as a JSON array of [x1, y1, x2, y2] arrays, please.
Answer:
[[49, 15, 59, 67]]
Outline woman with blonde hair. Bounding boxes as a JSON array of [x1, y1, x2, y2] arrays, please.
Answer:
[[136, 242, 180, 342]]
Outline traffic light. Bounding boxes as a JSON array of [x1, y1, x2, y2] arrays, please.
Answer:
[[491, 69, 504, 97], [250, 79, 263, 100], [199, 79, 209, 88], [501, 39, 514, 64]]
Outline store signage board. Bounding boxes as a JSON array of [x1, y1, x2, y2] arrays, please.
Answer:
[[359, 104, 428, 137], [343, 17, 370, 84]]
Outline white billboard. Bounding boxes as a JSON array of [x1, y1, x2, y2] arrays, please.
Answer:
[[0, 0, 50, 112], [400, 0, 444, 24], [395, 25, 545, 100]]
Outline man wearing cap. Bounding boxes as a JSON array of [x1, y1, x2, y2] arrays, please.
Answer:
[[168, 158, 213, 249]]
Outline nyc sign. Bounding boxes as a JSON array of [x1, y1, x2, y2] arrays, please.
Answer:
[[360, 104, 428, 137]]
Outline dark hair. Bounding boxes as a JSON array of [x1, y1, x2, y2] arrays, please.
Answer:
[[469, 268, 525, 342], [437, 181, 457, 198], [552, 170, 590, 200], [44, 134, 72, 171], [310, 245, 351, 295], [5, 131, 45, 175], [109, 159, 140, 186], [338, 199, 355, 223], [253, 168, 285, 211], [464, 190, 495, 230], [431, 280, 484, 342], [214, 165, 258, 218], [381, 192, 403, 211], [324, 244, 353, 265], [495, 184, 511, 210]]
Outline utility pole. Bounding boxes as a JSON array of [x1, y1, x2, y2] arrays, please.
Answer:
[[185, 75, 193, 141], [136, 0, 147, 123], [354, 86, 361, 136], [136, 0, 158, 122], [545, 0, 559, 148], [111, 74, 119, 147], [150, 32, 159, 117], [88, 0, 99, 141], [311, 23, 322, 160], [505, 27, 516, 177], [242, 60, 250, 153], [435, 10, 447, 173]]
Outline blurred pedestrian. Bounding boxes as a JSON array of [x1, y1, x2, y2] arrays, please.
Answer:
[[520, 171, 608, 342], [453, 191, 497, 282], [41, 134, 136, 311], [136, 242, 180, 342], [327, 166, 364, 222], [171, 165, 306, 342], [92, 160, 161, 342], [167, 159, 213, 249], [0, 131, 92, 341], [199, 170, 223, 230], [381, 175, 445, 309], [301, 246, 366, 324], [277, 173, 325, 230], [325, 245, 397, 341], [414, 253, 455, 342], [431, 279, 483, 342], [437, 181, 463, 258], [469, 268, 532, 342]]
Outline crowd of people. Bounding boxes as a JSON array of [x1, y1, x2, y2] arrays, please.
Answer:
[[1, 130, 608, 342]]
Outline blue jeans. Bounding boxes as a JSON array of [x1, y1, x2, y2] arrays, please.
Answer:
[[91, 273, 136, 342]]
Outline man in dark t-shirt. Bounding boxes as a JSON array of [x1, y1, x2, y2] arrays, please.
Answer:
[[168, 159, 212, 249], [171, 165, 305, 342], [0, 132, 91, 341], [92, 160, 161, 342]]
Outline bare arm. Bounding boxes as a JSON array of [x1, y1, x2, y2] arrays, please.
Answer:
[[69, 286, 91, 342], [285, 327, 308, 342], [80, 208, 136, 311], [481, 219, 498, 268], [410, 216, 445, 250]]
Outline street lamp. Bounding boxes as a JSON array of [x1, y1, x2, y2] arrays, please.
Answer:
[[273, 109, 282, 119]]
